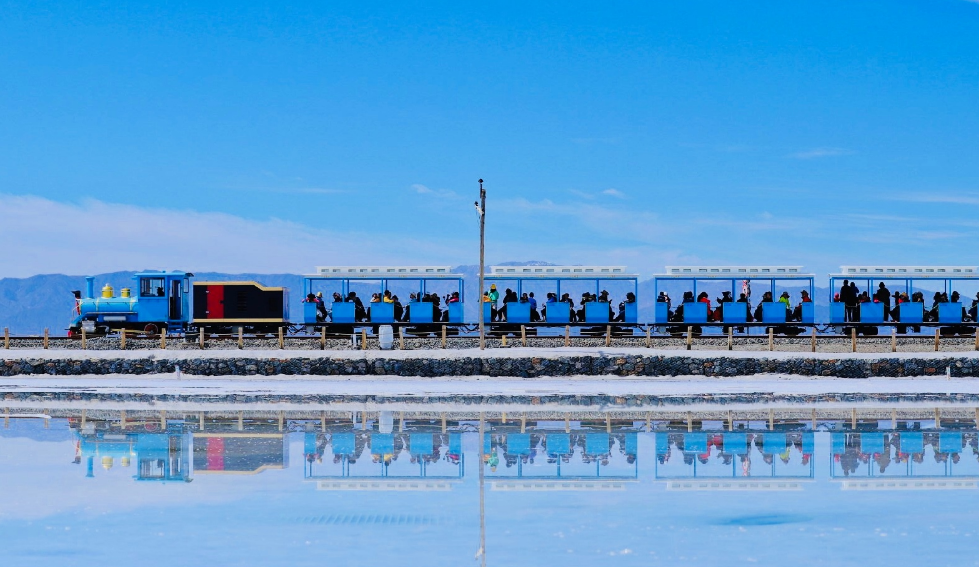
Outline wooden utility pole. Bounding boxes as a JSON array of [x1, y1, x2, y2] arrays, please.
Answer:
[[477, 180, 487, 350]]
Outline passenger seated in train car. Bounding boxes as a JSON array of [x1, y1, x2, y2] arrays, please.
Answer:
[[315, 292, 328, 322], [696, 291, 712, 320], [778, 291, 791, 316], [889, 291, 903, 322], [366, 293, 382, 320], [970, 293, 979, 322], [392, 295, 404, 321], [926, 291, 946, 322], [950, 291, 968, 321], [670, 291, 695, 321], [614, 292, 636, 322], [575, 292, 590, 322], [874, 283, 891, 321], [712, 291, 732, 321], [345, 292, 368, 322], [383, 290, 394, 303], [304, 293, 328, 323], [790, 290, 811, 322], [482, 291, 499, 322], [497, 288, 517, 321], [540, 292, 555, 320], [447, 291, 460, 303], [527, 292, 540, 321], [657, 291, 673, 320], [752, 291, 773, 322]]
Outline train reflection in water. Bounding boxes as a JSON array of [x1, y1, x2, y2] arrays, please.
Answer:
[[69, 415, 289, 482], [24, 410, 979, 490]]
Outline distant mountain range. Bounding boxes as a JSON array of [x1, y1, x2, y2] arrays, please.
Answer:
[[0, 264, 831, 334]]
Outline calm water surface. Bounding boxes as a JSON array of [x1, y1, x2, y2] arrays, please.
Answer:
[[2, 414, 978, 566]]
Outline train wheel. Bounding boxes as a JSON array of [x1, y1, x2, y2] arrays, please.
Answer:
[[143, 323, 159, 336]]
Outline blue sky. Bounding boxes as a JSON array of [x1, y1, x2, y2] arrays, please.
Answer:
[[2, 0, 978, 278]]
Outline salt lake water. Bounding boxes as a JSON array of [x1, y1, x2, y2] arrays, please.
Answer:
[[2, 409, 978, 566]]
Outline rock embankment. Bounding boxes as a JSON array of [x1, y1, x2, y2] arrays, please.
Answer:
[[1, 353, 977, 378]]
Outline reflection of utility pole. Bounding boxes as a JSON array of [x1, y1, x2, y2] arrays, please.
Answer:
[[476, 180, 487, 350], [477, 412, 487, 566]]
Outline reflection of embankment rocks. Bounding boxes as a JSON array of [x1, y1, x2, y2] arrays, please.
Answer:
[[2, 354, 979, 378]]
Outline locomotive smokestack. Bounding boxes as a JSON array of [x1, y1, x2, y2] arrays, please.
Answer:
[[85, 277, 95, 299]]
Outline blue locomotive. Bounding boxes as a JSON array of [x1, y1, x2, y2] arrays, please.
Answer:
[[69, 271, 289, 336]]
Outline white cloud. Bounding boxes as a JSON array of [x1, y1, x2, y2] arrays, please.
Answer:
[[412, 183, 457, 198], [892, 192, 979, 206], [0, 195, 468, 277], [602, 188, 625, 198], [789, 147, 855, 159]]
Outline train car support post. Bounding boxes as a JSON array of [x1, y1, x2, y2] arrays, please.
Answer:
[[81, 328, 86, 350], [891, 329, 897, 353], [811, 327, 817, 353], [398, 327, 405, 350], [686, 327, 692, 350], [43, 328, 49, 350], [278, 327, 284, 350], [160, 329, 166, 350], [442, 325, 447, 348], [520, 325, 526, 347], [935, 329, 941, 352], [119, 329, 125, 350], [768, 328, 774, 351], [565, 325, 570, 347], [851, 328, 857, 353], [238, 327, 244, 350], [727, 327, 733, 351], [321, 327, 327, 350], [605, 325, 611, 347], [199, 328, 205, 350], [3, 327, 7, 349]]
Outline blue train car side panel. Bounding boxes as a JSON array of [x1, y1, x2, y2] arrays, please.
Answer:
[[830, 302, 846, 324], [482, 302, 493, 323], [624, 302, 638, 323], [939, 303, 964, 323], [801, 302, 815, 324], [585, 301, 611, 323], [899, 302, 924, 323], [331, 302, 356, 323], [859, 302, 884, 324], [721, 302, 747, 323], [762, 302, 787, 323], [683, 302, 708, 323], [448, 302, 464, 323], [655, 302, 668, 324], [369, 302, 395, 323], [546, 302, 571, 323], [506, 302, 531, 323], [409, 301, 434, 323], [303, 302, 318, 324]]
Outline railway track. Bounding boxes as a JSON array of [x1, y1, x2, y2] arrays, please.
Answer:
[[2, 330, 979, 353]]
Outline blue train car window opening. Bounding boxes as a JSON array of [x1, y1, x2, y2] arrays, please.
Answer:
[[140, 277, 166, 297]]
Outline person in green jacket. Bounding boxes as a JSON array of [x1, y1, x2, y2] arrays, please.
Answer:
[[778, 291, 791, 319]]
